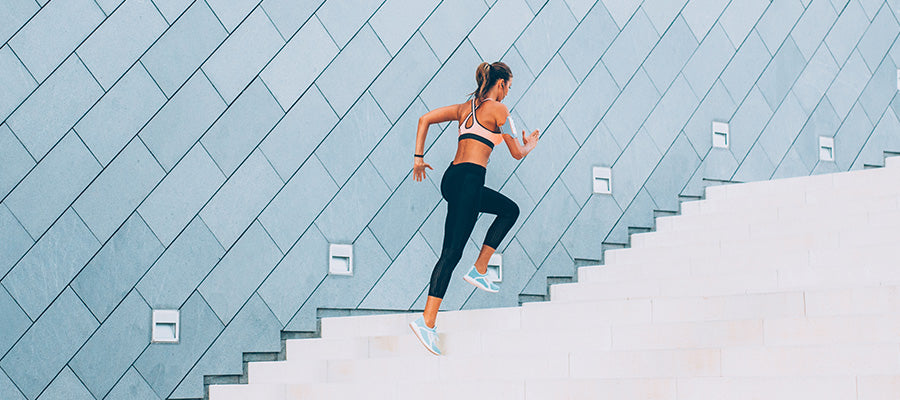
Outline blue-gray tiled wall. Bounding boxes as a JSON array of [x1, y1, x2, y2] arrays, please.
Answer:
[[2, 0, 899, 398]]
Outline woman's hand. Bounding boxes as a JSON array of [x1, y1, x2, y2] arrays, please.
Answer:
[[413, 158, 433, 181], [523, 129, 539, 152]]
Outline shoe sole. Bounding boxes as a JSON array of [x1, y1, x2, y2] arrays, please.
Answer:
[[409, 321, 441, 356], [463, 274, 499, 293]]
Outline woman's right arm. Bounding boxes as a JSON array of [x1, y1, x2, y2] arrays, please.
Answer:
[[413, 104, 458, 181], [495, 105, 538, 160], [502, 129, 539, 160]]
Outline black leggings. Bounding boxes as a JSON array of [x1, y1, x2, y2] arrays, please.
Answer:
[[428, 162, 519, 299]]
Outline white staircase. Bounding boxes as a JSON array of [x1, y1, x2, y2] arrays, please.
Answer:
[[210, 158, 900, 399]]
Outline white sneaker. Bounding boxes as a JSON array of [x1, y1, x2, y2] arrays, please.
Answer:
[[463, 265, 499, 293]]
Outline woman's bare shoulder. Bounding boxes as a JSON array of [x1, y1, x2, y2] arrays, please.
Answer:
[[483, 99, 510, 121]]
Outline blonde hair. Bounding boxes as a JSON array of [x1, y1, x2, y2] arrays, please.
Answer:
[[469, 61, 512, 100]]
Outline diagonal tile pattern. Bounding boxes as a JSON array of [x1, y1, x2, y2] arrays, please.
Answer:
[[1, 0, 899, 398]]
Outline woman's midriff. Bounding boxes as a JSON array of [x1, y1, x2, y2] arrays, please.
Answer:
[[451, 139, 492, 167]]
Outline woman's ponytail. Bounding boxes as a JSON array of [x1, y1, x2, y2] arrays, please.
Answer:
[[469, 61, 512, 100]]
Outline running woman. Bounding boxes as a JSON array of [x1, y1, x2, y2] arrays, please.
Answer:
[[408, 61, 540, 355]]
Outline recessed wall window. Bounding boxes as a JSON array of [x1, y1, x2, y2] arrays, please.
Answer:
[[592, 166, 611, 195], [152, 310, 179, 343], [487, 253, 502, 282], [819, 136, 834, 161], [712, 121, 729, 148], [329, 244, 353, 276]]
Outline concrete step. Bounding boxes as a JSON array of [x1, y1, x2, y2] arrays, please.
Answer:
[[581, 243, 898, 284], [557, 262, 900, 303], [699, 166, 898, 204], [284, 379, 525, 400], [553, 269, 782, 302], [633, 209, 899, 249], [248, 359, 327, 385], [208, 383, 285, 400], [611, 314, 900, 350], [319, 306, 521, 339], [325, 352, 569, 383], [275, 310, 900, 367], [528, 375, 891, 400], [212, 374, 900, 400], [886, 155, 900, 168], [210, 375, 900, 400], [653, 199, 896, 235], [544, 284, 900, 322], [570, 343, 900, 379], [284, 337, 368, 360], [693, 186, 900, 216], [253, 339, 900, 386]]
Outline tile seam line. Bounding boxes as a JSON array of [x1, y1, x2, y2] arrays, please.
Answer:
[[0, 363, 27, 398], [147, 0, 171, 25], [1, 42, 39, 118], [0, 283, 31, 362], [204, 0, 238, 33]]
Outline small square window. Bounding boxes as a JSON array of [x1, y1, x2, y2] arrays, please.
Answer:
[[487, 253, 502, 282], [712, 121, 729, 148], [152, 310, 179, 343], [819, 136, 834, 161], [329, 244, 353, 275], [592, 166, 611, 194]]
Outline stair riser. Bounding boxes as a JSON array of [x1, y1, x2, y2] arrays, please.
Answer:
[[248, 361, 326, 385], [653, 204, 895, 238], [690, 191, 900, 218], [636, 212, 899, 249], [557, 267, 900, 303], [528, 376, 870, 400], [212, 375, 900, 400], [698, 167, 898, 203], [325, 354, 569, 383], [581, 249, 898, 285], [319, 307, 521, 340]]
